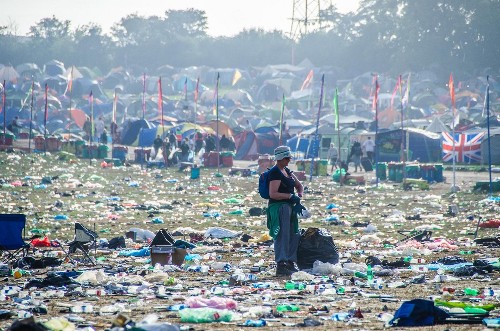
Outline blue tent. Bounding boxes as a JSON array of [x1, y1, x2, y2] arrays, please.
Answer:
[[377, 128, 441, 162]]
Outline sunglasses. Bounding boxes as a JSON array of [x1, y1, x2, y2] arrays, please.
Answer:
[[283, 157, 291, 160]]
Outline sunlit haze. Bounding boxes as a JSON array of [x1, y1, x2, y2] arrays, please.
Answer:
[[1, 0, 359, 37]]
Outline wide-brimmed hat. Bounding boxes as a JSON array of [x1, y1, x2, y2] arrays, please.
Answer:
[[274, 145, 292, 160]]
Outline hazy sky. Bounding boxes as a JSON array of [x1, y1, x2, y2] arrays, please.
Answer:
[[1, 0, 359, 37]]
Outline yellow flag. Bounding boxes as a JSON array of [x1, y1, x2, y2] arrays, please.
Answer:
[[232, 69, 242, 86]]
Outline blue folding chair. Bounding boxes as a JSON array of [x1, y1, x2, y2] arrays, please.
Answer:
[[0, 214, 30, 264]]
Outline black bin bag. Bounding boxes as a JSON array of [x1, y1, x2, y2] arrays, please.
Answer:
[[297, 227, 339, 270]]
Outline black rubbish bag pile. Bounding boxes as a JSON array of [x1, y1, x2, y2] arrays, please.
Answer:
[[297, 227, 339, 270]]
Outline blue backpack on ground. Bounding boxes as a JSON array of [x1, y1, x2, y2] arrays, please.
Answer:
[[258, 166, 276, 199]]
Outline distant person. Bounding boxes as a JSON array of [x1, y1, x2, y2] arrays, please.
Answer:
[[180, 137, 190, 162], [95, 116, 105, 143], [349, 141, 362, 172], [8, 116, 22, 137], [219, 134, 230, 151], [83, 116, 92, 140], [362, 137, 375, 162], [205, 134, 216, 153], [100, 128, 108, 145], [153, 135, 163, 158], [327, 143, 339, 172], [168, 131, 177, 149], [195, 131, 204, 153]]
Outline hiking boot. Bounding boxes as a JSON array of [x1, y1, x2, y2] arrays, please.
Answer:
[[276, 262, 293, 277], [287, 261, 300, 272]]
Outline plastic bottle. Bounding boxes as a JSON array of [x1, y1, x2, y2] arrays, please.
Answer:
[[459, 250, 475, 255], [464, 288, 479, 296], [167, 304, 188, 311], [179, 308, 233, 323], [484, 288, 498, 296], [276, 305, 300, 312], [386, 281, 406, 288], [243, 319, 267, 327], [71, 304, 94, 313], [366, 265, 374, 281], [18, 311, 32, 318], [285, 281, 305, 290]]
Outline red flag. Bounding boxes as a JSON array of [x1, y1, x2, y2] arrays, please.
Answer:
[[301, 70, 314, 91], [390, 76, 401, 108], [449, 73, 455, 111]]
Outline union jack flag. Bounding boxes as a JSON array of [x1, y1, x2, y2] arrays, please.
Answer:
[[442, 132, 485, 163]]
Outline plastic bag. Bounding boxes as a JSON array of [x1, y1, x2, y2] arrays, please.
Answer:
[[297, 228, 339, 270]]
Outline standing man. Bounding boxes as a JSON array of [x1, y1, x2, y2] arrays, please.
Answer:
[[362, 136, 375, 163]]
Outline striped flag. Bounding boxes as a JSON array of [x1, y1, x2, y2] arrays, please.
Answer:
[[301, 70, 314, 91], [402, 73, 411, 108], [372, 77, 380, 111]]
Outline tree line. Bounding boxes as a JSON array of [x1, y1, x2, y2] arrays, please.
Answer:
[[1, 0, 498, 81]]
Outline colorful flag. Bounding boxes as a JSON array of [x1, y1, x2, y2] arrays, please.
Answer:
[[213, 73, 220, 116], [333, 88, 339, 130], [232, 69, 242, 86], [65, 66, 74, 95], [390, 77, 401, 108], [158, 77, 163, 121], [372, 77, 380, 111], [301, 70, 314, 91], [194, 77, 200, 104], [442, 132, 485, 163], [449, 73, 455, 111], [401, 74, 411, 110], [89, 91, 94, 138]]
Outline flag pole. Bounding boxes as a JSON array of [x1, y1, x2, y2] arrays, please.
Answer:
[[28, 81, 34, 153], [67, 66, 73, 143], [89, 91, 94, 165], [2, 80, 6, 146], [216, 73, 220, 174], [333, 87, 340, 170], [309, 74, 325, 182], [486, 76, 492, 197], [449, 74, 458, 192], [279, 93, 285, 145], [44, 83, 48, 154], [373, 76, 379, 187], [399, 75, 407, 187]]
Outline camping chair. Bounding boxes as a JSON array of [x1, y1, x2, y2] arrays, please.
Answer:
[[397, 229, 432, 245], [0, 214, 30, 265], [63, 222, 98, 265]]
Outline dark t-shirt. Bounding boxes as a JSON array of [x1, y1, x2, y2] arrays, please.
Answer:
[[268, 166, 295, 204]]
